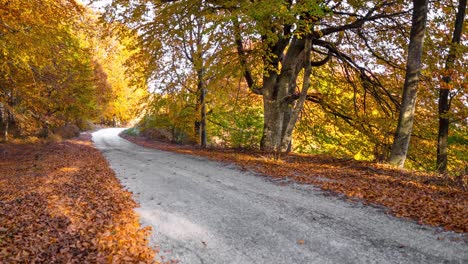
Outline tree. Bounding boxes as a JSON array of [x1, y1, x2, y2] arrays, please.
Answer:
[[105, 0, 232, 147], [0, 0, 86, 139], [171, 9, 211, 147], [88, 21, 149, 126], [222, 1, 406, 153], [389, 0, 429, 168], [436, 0, 466, 173], [0, 0, 147, 139]]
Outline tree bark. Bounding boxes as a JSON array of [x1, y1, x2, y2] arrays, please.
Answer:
[[198, 68, 207, 148], [260, 36, 307, 153], [280, 37, 313, 151], [389, 0, 429, 168], [2, 113, 8, 142], [0, 103, 10, 142], [4, 119, 8, 142], [436, 0, 466, 173], [193, 68, 207, 148]]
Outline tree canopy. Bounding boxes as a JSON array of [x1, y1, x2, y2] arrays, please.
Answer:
[[1, 0, 466, 174], [0, 0, 148, 140], [101, 0, 466, 173]]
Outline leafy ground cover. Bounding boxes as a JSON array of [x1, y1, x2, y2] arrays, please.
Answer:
[[122, 133, 467, 234], [0, 134, 156, 263]]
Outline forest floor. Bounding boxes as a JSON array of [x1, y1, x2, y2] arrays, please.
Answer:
[[0, 133, 157, 263], [121, 133, 467, 234]]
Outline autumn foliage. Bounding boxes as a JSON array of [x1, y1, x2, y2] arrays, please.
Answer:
[[0, 0, 147, 141], [122, 133, 467, 234], [0, 135, 156, 263], [105, 0, 467, 173]]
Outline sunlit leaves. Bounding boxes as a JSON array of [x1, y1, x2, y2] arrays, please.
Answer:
[[0, 0, 148, 136], [102, 0, 466, 172]]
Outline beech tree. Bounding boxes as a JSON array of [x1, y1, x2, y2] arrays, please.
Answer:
[[221, 0, 408, 153], [389, 0, 429, 168]]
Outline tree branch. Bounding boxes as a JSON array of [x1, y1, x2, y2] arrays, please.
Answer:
[[232, 18, 261, 95], [320, 1, 406, 36]]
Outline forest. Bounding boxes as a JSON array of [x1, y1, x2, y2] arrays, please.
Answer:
[[1, 0, 467, 172], [1, 0, 467, 262], [0, 0, 148, 140]]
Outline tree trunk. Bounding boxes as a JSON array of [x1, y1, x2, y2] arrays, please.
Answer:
[[3, 119, 10, 142], [0, 103, 9, 142], [260, 98, 283, 151], [260, 37, 307, 153], [260, 74, 299, 153], [3, 114, 8, 142], [42, 121, 50, 138], [196, 68, 207, 148], [389, 0, 429, 168], [280, 37, 313, 151], [437, 88, 449, 171], [437, 0, 466, 173], [200, 87, 207, 148]]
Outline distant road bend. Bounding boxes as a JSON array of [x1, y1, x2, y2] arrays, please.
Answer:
[[93, 128, 467, 264]]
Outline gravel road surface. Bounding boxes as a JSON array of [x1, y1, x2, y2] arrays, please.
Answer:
[[92, 128, 467, 264]]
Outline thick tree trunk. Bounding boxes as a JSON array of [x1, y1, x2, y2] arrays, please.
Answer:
[[437, 0, 466, 173], [260, 99, 283, 151], [260, 75, 298, 153], [260, 37, 307, 153], [389, 0, 429, 168], [280, 37, 313, 151]]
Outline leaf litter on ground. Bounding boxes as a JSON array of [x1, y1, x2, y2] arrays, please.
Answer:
[[0, 133, 157, 263]]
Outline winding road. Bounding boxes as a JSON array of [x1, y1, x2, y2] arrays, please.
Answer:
[[92, 128, 467, 264]]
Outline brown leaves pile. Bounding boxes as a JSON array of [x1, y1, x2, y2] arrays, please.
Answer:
[[122, 134, 467, 233], [0, 134, 156, 263]]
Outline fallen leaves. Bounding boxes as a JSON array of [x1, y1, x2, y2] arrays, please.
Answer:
[[122, 133, 468, 233], [0, 134, 156, 263]]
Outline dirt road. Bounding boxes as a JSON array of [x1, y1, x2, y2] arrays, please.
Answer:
[[92, 128, 467, 264]]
